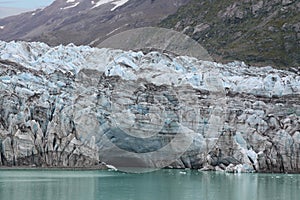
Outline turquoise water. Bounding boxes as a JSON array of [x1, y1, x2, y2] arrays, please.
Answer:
[[0, 169, 299, 200]]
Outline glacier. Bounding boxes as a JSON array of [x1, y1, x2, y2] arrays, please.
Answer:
[[0, 41, 299, 172]]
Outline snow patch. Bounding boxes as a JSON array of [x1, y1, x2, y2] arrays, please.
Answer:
[[66, 0, 76, 3], [92, 0, 114, 8], [91, 0, 129, 11], [61, 2, 80, 10], [89, 37, 101, 46], [106, 24, 128, 36], [89, 24, 128, 46], [111, 0, 129, 11], [0, 26, 4, 30]]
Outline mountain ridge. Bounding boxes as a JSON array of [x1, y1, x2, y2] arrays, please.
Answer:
[[0, 0, 299, 68], [0, 0, 190, 46]]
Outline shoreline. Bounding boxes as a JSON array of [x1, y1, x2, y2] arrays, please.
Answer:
[[0, 165, 108, 171], [0, 166, 299, 174]]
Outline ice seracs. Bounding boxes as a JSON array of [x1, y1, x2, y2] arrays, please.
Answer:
[[0, 40, 299, 97]]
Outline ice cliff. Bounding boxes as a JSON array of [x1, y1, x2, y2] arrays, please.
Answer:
[[0, 41, 299, 172]]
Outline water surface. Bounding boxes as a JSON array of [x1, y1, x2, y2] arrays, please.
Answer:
[[0, 169, 299, 200]]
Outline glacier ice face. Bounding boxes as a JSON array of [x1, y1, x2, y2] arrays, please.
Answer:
[[0, 41, 300, 172]]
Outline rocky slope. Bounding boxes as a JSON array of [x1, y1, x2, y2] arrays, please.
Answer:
[[160, 0, 300, 69], [0, 0, 190, 46], [0, 41, 299, 172]]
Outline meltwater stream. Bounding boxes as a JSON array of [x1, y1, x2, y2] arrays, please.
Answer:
[[0, 169, 299, 200]]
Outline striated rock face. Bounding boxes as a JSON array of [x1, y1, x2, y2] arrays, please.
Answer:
[[0, 41, 300, 172]]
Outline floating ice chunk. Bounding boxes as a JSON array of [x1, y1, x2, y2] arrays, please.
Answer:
[[106, 164, 118, 171]]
